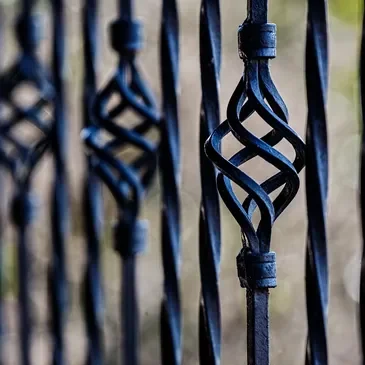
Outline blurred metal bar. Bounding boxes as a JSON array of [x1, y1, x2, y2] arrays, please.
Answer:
[[159, 0, 181, 363], [198, 0, 222, 364], [81, 0, 159, 363], [48, 0, 69, 364], [0, 0, 54, 364], [360, 0, 365, 361], [81, 1, 104, 364]]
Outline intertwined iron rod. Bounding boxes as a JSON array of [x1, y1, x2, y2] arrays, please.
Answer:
[[159, 0, 181, 363], [81, 1, 104, 365], [198, 0, 221, 364], [81, 0, 159, 363], [0, 0, 54, 364], [304, 1, 329, 364], [205, 0, 305, 363]]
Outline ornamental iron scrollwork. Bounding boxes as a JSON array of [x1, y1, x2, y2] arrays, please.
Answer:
[[205, 0, 305, 364], [81, 0, 159, 364], [0, 0, 70, 364]]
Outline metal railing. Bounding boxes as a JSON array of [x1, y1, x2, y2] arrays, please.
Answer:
[[0, 0, 362, 364]]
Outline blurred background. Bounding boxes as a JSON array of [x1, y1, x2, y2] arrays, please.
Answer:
[[0, 0, 362, 364]]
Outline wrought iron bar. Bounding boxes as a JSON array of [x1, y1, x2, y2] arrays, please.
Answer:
[[0, 7, 6, 365], [81, 1, 104, 365], [0, 0, 54, 364], [198, 0, 222, 364], [81, 0, 159, 364], [159, 0, 181, 364], [205, 0, 305, 364], [361, 0, 365, 360], [304, 1, 329, 364], [48, 0, 69, 364]]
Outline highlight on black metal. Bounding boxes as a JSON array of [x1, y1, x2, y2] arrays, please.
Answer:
[[204, 0, 305, 364]]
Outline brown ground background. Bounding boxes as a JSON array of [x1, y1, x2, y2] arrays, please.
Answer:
[[0, 0, 363, 364]]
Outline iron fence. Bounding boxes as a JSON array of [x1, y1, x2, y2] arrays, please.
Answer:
[[0, 0, 362, 364]]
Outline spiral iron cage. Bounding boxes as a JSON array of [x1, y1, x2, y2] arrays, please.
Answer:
[[0, 0, 362, 364]]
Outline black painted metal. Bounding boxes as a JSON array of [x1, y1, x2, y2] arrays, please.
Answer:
[[198, 0, 222, 364], [0, 8, 6, 365], [49, 1, 69, 364], [204, 0, 305, 364], [304, 1, 329, 364], [0, 1, 54, 364], [81, 1, 104, 365], [81, 0, 159, 365], [0, 0, 356, 364], [359, 3, 365, 365], [159, 0, 181, 364]]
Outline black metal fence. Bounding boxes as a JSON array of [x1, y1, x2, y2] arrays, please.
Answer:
[[0, 0, 362, 364]]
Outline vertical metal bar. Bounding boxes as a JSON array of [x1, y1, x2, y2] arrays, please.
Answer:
[[246, 288, 269, 365], [304, 0, 329, 364], [159, 0, 181, 363], [16, 206, 32, 365], [119, 0, 133, 19], [360, 0, 365, 360], [49, 0, 69, 364], [244, 4, 270, 364], [0, 6, 6, 365], [198, 0, 222, 364], [22, 0, 34, 14], [246, 0, 267, 23], [121, 255, 138, 365], [82, 0, 104, 364], [11, 2, 43, 364]]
